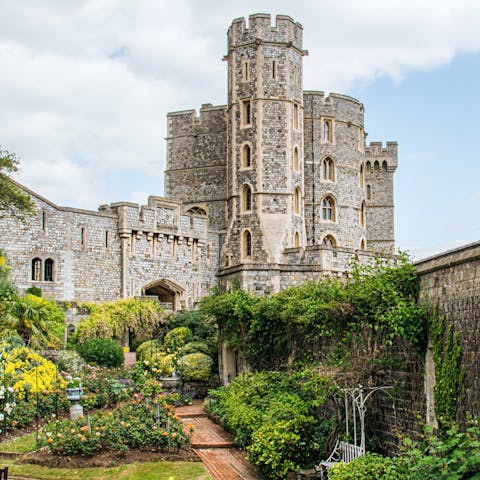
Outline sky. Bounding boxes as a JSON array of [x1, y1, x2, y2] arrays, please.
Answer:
[[1, 0, 479, 260]]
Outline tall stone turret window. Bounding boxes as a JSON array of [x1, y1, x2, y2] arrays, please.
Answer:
[[322, 235, 336, 247], [241, 99, 252, 127], [323, 119, 333, 143], [44, 258, 54, 282], [367, 185, 371, 200], [242, 229, 252, 260], [41, 211, 47, 231], [293, 103, 299, 129], [294, 231, 300, 248], [293, 147, 299, 171], [272, 60, 277, 80], [242, 60, 250, 82], [241, 143, 252, 168], [359, 164, 365, 189], [359, 238, 366, 251], [382, 161, 388, 172], [322, 157, 335, 182], [360, 201, 366, 227], [31, 258, 42, 281], [321, 196, 336, 222], [294, 187, 301, 214], [241, 184, 252, 213]]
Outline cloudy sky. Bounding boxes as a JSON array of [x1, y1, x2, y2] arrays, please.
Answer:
[[1, 0, 479, 259]]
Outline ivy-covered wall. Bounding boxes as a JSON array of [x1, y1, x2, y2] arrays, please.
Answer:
[[416, 241, 480, 427]]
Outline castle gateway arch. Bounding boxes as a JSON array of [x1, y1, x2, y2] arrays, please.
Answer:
[[141, 279, 185, 311]]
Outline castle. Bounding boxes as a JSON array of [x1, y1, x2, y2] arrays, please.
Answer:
[[0, 14, 397, 312]]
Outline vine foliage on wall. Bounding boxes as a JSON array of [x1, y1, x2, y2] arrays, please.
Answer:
[[430, 309, 464, 426]]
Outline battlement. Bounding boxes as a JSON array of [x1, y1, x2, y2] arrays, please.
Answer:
[[167, 104, 227, 138], [228, 13, 303, 50], [365, 141, 398, 156], [303, 90, 364, 125]]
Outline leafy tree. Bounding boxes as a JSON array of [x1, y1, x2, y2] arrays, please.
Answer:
[[0, 294, 64, 348], [0, 147, 35, 220]]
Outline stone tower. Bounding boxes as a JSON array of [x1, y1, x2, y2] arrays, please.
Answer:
[[221, 14, 308, 270]]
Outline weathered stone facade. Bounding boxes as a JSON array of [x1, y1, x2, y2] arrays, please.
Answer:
[[1, 13, 397, 308]]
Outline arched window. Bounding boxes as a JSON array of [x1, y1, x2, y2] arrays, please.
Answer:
[[44, 258, 54, 282], [359, 164, 365, 189], [322, 157, 335, 181], [293, 147, 299, 171], [366, 161, 371, 173], [374, 161, 380, 172], [242, 143, 251, 168], [360, 201, 366, 227], [382, 161, 388, 172], [359, 239, 366, 251], [241, 184, 252, 212], [367, 185, 371, 200], [242, 229, 252, 259], [187, 206, 207, 216], [321, 196, 335, 222], [322, 235, 336, 247], [31, 258, 42, 281], [323, 119, 333, 142], [294, 187, 301, 214], [294, 231, 300, 248]]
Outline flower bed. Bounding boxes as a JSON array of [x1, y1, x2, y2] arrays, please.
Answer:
[[45, 394, 191, 456]]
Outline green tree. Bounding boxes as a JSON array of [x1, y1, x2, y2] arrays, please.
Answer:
[[0, 147, 35, 220], [0, 294, 64, 348]]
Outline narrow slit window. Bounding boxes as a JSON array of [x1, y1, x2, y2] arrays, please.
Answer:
[[294, 187, 301, 214], [242, 144, 251, 168], [293, 147, 299, 171], [293, 103, 299, 129], [242, 60, 250, 81], [105, 231, 109, 248], [272, 60, 277, 80], [243, 230, 252, 259], [294, 231, 300, 248], [80, 227, 86, 246], [242, 184, 252, 212], [41, 211, 47, 231], [241, 100, 252, 126], [323, 119, 333, 143]]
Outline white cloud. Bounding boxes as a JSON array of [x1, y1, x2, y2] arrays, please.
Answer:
[[1, 0, 479, 208]]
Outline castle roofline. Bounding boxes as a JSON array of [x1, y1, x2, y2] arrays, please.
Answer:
[[303, 90, 363, 106], [167, 104, 227, 118], [6, 176, 117, 218]]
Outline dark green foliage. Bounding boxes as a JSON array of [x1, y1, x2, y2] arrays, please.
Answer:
[[430, 312, 464, 425], [77, 338, 124, 368], [329, 422, 480, 480], [170, 309, 218, 356], [206, 371, 336, 479], [0, 250, 17, 301], [25, 286, 42, 297], [201, 255, 428, 371], [0, 148, 35, 221]]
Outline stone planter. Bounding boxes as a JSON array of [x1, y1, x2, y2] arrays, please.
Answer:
[[66, 387, 82, 402]]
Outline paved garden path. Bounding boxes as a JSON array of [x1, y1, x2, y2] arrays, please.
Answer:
[[176, 401, 260, 480]]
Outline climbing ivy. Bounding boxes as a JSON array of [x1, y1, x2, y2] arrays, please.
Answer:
[[430, 310, 464, 425]]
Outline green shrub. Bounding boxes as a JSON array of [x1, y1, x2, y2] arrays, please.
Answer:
[[163, 327, 193, 353], [136, 339, 163, 362], [206, 371, 335, 478], [25, 286, 42, 297], [329, 453, 400, 480], [77, 338, 124, 368], [177, 353, 213, 381], [178, 341, 210, 356]]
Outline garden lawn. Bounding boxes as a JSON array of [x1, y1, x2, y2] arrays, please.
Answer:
[[0, 431, 42, 453], [2, 459, 213, 480]]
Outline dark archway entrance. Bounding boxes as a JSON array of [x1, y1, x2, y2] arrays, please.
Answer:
[[142, 279, 185, 311]]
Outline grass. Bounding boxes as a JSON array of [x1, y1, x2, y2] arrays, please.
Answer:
[[1, 459, 213, 479], [0, 431, 44, 453]]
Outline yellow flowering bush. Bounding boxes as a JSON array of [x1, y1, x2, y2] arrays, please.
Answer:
[[2, 345, 59, 398]]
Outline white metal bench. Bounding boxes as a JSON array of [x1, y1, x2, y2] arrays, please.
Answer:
[[317, 440, 365, 479]]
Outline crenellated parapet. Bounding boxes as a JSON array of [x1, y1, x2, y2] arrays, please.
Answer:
[[365, 141, 398, 172], [227, 14, 305, 52]]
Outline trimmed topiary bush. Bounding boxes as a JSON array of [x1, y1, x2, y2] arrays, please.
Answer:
[[163, 327, 193, 353], [136, 339, 163, 362], [177, 352, 213, 381], [178, 341, 210, 356], [77, 338, 124, 368]]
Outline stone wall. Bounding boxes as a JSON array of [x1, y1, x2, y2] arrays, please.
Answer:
[[416, 241, 480, 424]]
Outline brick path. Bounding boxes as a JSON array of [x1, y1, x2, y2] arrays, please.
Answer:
[[176, 401, 260, 480]]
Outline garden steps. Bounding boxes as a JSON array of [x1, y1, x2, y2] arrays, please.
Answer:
[[176, 401, 260, 480]]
